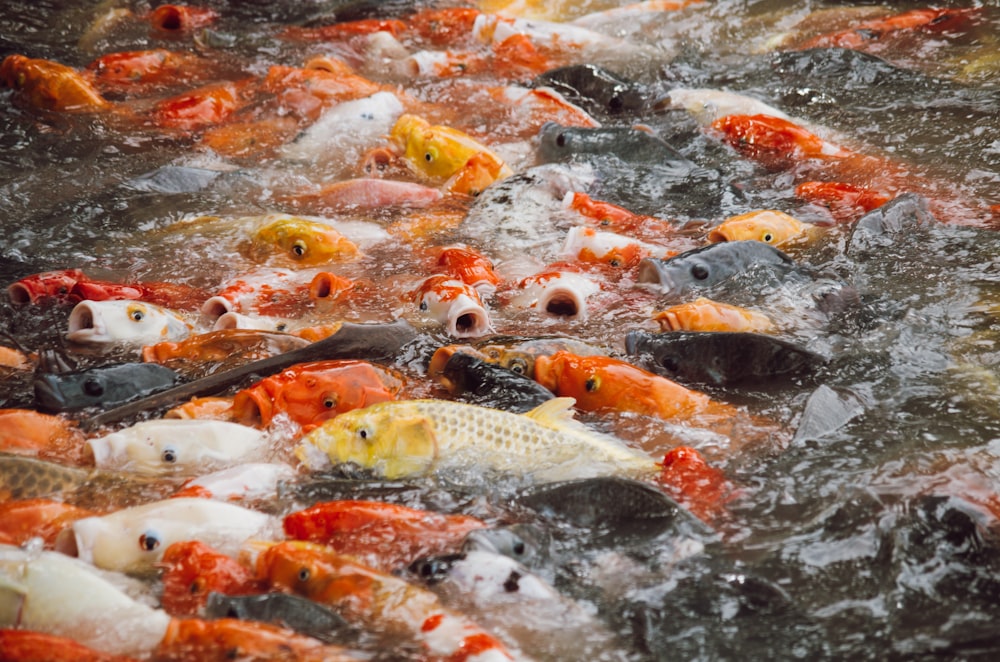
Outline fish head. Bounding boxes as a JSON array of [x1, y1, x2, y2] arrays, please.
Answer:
[[297, 405, 437, 479], [707, 210, 807, 246], [535, 121, 578, 163], [477, 346, 537, 379], [416, 276, 493, 338], [67, 511, 173, 575], [250, 218, 359, 266], [67, 300, 191, 345], [159, 540, 254, 616], [7, 269, 86, 304], [253, 541, 349, 600]]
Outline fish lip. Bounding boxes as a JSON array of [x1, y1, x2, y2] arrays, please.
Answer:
[[32, 375, 70, 412], [6, 283, 35, 304], [201, 296, 234, 319], [446, 297, 493, 338], [66, 301, 108, 343], [537, 286, 587, 319], [636, 258, 677, 294]]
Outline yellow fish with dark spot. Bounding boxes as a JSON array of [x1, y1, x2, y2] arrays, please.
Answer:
[[295, 397, 659, 481]]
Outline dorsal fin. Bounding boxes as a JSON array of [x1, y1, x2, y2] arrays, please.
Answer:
[[524, 397, 587, 431]]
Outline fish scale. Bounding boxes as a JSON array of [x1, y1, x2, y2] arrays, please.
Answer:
[[298, 397, 660, 481]]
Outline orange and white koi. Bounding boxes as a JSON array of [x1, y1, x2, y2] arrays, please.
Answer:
[[506, 270, 600, 320], [433, 245, 503, 296], [561, 225, 672, 270], [66, 300, 193, 345], [414, 274, 494, 338]]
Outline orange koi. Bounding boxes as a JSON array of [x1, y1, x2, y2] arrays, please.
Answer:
[[408, 8, 483, 47], [566, 191, 675, 238], [532, 351, 736, 423], [155, 617, 354, 662], [159, 540, 262, 616], [283, 500, 488, 572], [141, 329, 310, 368], [163, 396, 236, 421], [147, 4, 219, 35], [795, 8, 981, 52], [711, 113, 852, 171], [7, 269, 87, 304], [0, 54, 111, 112], [653, 297, 774, 333], [151, 79, 256, 131], [230, 360, 403, 431], [0, 409, 86, 463], [0, 629, 137, 662], [656, 445, 735, 523], [0, 345, 30, 370], [199, 116, 301, 159], [85, 49, 209, 93], [252, 540, 515, 661], [795, 181, 890, 223], [706, 209, 813, 246], [0, 499, 97, 547], [262, 64, 383, 121], [433, 245, 503, 295], [308, 272, 360, 307]]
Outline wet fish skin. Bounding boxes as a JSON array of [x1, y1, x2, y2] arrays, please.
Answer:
[[33, 362, 181, 413], [625, 330, 825, 388], [203, 592, 355, 645], [536, 122, 689, 167], [532, 64, 647, 118], [430, 347, 555, 414], [0, 453, 90, 500], [636, 240, 798, 301]]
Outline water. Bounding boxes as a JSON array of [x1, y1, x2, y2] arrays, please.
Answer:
[[2, 0, 1000, 659]]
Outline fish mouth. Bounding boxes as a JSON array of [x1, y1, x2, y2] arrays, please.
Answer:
[[706, 227, 733, 242], [212, 312, 285, 332], [6, 283, 35, 304], [32, 375, 70, 412], [66, 301, 108, 343], [446, 296, 493, 339], [201, 296, 234, 320], [538, 287, 586, 318], [636, 258, 676, 293]]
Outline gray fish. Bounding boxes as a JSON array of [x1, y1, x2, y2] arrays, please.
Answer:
[[34, 362, 181, 413], [532, 64, 648, 118], [430, 349, 554, 414], [516, 475, 685, 528], [204, 592, 355, 645], [536, 122, 689, 167], [637, 240, 798, 301], [625, 330, 825, 388]]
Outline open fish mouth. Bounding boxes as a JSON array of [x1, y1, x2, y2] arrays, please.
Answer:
[[6, 283, 34, 304], [201, 295, 234, 319], [66, 301, 109, 342], [538, 288, 586, 318], [636, 258, 678, 295], [447, 299, 493, 338]]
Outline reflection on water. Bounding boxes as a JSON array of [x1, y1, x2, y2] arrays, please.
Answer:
[[2, 0, 1000, 659]]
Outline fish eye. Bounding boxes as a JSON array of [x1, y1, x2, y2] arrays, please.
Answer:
[[322, 394, 338, 409], [358, 427, 370, 440], [139, 531, 161, 552], [276, 323, 287, 331], [424, 146, 438, 163], [291, 240, 308, 258], [83, 377, 104, 396], [508, 358, 528, 375], [297, 567, 310, 582], [555, 131, 567, 148], [691, 264, 709, 280], [162, 447, 177, 463], [608, 258, 621, 267], [512, 541, 526, 556], [585, 375, 601, 392], [419, 300, 428, 311], [762, 232, 774, 243], [189, 578, 205, 594], [128, 306, 146, 322], [661, 356, 680, 372]]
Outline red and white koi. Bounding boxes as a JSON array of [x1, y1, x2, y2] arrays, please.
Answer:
[[506, 270, 600, 320], [414, 274, 494, 338]]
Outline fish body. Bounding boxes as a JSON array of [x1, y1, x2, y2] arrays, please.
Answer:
[[0, 498, 96, 547], [637, 240, 797, 301], [0, 545, 171, 656], [296, 397, 659, 481], [532, 63, 646, 119], [434, 245, 503, 296], [34, 362, 181, 413], [561, 225, 670, 269], [171, 462, 297, 501], [711, 113, 852, 170], [664, 88, 792, 125], [0, 628, 137, 662], [415, 275, 494, 338], [653, 297, 775, 333], [86, 419, 268, 475], [85, 49, 209, 93], [0, 55, 110, 112], [201, 267, 314, 320], [707, 210, 813, 246], [283, 500, 487, 572], [536, 122, 687, 166], [67, 497, 276, 574], [66, 300, 192, 345], [7, 269, 88, 304], [247, 217, 361, 266], [202, 593, 354, 645], [141, 329, 311, 368], [280, 177, 444, 212], [252, 540, 516, 661], [625, 330, 824, 388], [154, 617, 356, 662], [231, 360, 403, 431]]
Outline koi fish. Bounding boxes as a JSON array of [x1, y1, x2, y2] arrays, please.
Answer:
[[8, 269, 208, 310], [0, 545, 171, 656], [795, 181, 890, 223], [506, 270, 600, 320], [163, 396, 236, 421], [0, 54, 111, 112], [653, 297, 774, 333], [7, 269, 86, 304], [710, 113, 853, 171], [532, 63, 647, 119], [474, 336, 609, 380], [151, 79, 257, 131], [262, 63, 383, 121], [790, 7, 981, 53], [85, 49, 211, 95], [414, 274, 494, 338], [390, 114, 513, 194], [66, 300, 193, 346], [159, 540, 262, 617], [250, 540, 516, 661], [0, 409, 86, 462], [34, 362, 181, 413], [433, 245, 503, 296], [147, 4, 219, 34], [155, 617, 358, 661], [564, 191, 675, 238], [202, 592, 354, 646], [561, 225, 671, 270], [142, 329, 311, 369], [246, 217, 361, 266], [655, 445, 735, 522], [65, 497, 276, 574], [278, 178, 444, 212], [86, 419, 269, 475], [428, 345, 555, 412], [230, 360, 403, 431], [171, 462, 296, 501], [201, 268, 314, 320], [532, 351, 734, 422], [0, 499, 97, 547], [295, 397, 660, 482], [0, 629, 137, 662], [706, 209, 814, 247], [283, 500, 488, 572]]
